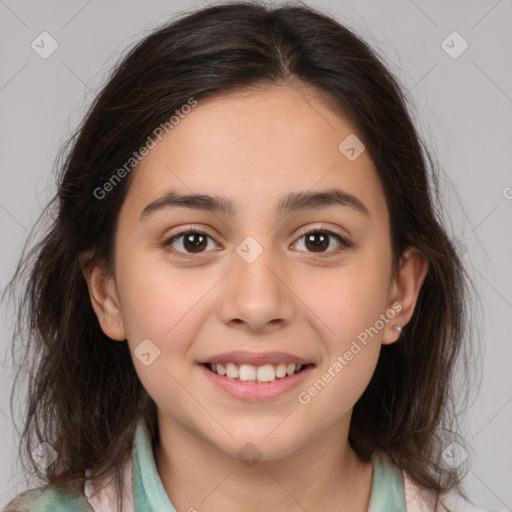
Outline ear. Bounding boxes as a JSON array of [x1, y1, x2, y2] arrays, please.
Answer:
[[79, 252, 127, 341], [382, 246, 429, 345]]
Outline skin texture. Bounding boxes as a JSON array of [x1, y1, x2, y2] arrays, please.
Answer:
[[83, 83, 428, 512]]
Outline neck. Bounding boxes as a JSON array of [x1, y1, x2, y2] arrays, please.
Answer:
[[154, 415, 373, 512]]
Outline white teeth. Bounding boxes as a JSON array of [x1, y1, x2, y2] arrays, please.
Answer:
[[207, 361, 306, 382], [239, 364, 256, 381], [226, 363, 239, 379], [275, 363, 287, 378], [256, 364, 275, 382]]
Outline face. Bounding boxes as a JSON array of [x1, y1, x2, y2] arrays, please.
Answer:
[[85, 83, 425, 463]]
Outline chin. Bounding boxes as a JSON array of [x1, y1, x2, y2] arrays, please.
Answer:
[[210, 430, 303, 464]]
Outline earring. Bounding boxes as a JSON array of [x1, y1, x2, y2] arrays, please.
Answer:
[[393, 325, 402, 333]]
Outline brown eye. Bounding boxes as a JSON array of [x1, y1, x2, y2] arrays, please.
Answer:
[[181, 232, 208, 253], [304, 232, 330, 252], [162, 230, 217, 258], [292, 229, 350, 255]]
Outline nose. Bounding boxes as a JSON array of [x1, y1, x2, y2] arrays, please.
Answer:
[[215, 244, 296, 333]]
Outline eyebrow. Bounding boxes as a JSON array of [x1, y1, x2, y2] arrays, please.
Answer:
[[139, 188, 370, 221]]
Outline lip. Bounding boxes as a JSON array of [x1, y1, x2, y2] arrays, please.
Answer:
[[198, 350, 313, 366], [198, 362, 315, 401]]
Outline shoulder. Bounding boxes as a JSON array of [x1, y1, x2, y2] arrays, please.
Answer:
[[402, 471, 493, 512], [3, 485, 94, 512]]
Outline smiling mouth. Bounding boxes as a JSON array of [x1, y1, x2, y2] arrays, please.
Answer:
[[201, 362, 314, 383]]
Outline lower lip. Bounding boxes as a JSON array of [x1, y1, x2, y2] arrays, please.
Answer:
[[198, 364, 314, 401]]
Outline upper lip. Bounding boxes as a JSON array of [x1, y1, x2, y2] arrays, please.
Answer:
[[198, 350, 314, 366]]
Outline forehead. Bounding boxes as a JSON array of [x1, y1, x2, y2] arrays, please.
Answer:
[[121, 84, 388, 224]]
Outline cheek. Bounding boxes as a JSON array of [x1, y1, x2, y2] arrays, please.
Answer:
[[311, 258, 390, 339], [299, 247, 391, 382], [297, 265, 387, 414], [115, 253, 210, 413], [114, 246, 213, 351]]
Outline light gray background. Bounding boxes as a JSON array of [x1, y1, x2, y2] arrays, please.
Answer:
[[1, 0, 511, 510]]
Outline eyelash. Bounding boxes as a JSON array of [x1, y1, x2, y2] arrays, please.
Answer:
[[161, 224, 352, 260]]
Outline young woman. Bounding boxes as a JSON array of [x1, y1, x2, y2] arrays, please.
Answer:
[[3, 1, 487, 511]]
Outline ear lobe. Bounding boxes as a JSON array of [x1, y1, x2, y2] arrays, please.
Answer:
[[79, 253, 127, 341], [383, 247, 429, 345]]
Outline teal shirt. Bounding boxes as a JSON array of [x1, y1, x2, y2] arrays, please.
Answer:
[[4, 418, 406, 511]]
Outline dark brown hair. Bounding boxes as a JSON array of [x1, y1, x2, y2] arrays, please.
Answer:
[[2, 1, 483, 511]]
